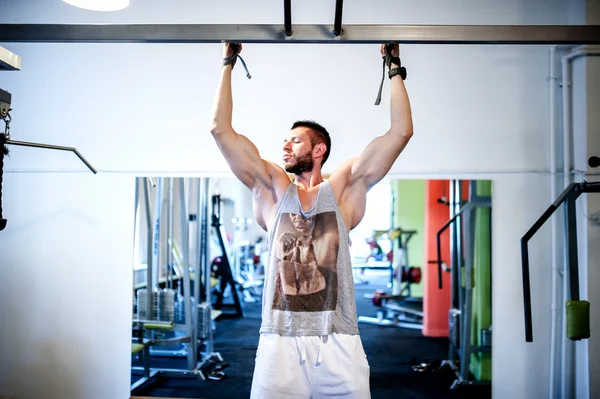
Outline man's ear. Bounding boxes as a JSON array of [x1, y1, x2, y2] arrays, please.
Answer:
[[314, 143, 326, 158]]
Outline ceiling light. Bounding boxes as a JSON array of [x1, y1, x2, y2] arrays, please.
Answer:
[[62, 0, 130, 12]]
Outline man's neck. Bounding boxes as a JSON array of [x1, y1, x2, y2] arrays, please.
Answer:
[[294, 170, 324, 190]]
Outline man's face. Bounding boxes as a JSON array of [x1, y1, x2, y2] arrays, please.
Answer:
[[282, 127, 314, 175], [290, 213, 313, 235]]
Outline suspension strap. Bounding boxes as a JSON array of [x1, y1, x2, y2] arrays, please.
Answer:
[[222, 43, 252, 79], [374, 44, 400, 106]]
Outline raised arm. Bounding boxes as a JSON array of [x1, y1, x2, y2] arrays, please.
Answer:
[[210, 43, 273, 191], [347, 44, 413, 190]]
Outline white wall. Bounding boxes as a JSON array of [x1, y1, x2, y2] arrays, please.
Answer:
[[0, 173, 134, 399], [0, 1, 591, 399]]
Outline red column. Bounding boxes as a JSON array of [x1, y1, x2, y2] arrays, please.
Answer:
[[422, 180, 452, 337]]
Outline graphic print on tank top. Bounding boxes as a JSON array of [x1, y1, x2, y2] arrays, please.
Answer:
[[272, 211, 339, 312]]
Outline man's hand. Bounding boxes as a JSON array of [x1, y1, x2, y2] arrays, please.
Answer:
[[380, 43, 399, 58], [223, 42, 242, 59]]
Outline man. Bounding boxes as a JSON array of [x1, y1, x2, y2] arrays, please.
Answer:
[[210, 42, 413, 399]]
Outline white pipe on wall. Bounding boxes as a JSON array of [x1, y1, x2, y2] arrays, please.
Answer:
[[548, 45, 559, 399], [559, 46, 600, 399]]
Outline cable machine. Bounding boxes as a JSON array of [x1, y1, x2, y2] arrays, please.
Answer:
[[131, 177, 226, 391]]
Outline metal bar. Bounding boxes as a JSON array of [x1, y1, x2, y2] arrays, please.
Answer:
[[459, 206, 475, 382], [143, 178, 153, 321], [130, 370, 159, 391], [151, 179, 162, 290], [333, 0, 344, 37], [1, 24, 600, 44], [283, 0, 292, 37], [583, 181, 600, 193], [436, 202, 472, 289], [456, 181, 464, 358], [521, 183, 577, 342], [132, 177, 140, 317], [178, 178, 195, 371], [166, 178, 173, 290], [133, 318, 173, 326], [0, 45, 21, 71], [5, 139, 97, 173], [564, 192, 580, 301], [201, 177, 213, 353]]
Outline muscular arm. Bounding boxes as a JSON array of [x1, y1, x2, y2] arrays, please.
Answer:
[[330, 44, 413, 229], [210, 44, 291, 230], [210, 49, 272, 191], [350, 44, 413, 190]]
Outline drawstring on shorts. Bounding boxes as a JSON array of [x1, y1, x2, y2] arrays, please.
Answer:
[[295, 335, 326, 366]]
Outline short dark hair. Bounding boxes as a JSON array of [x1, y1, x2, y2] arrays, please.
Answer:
[[291, 120, 331, 166]]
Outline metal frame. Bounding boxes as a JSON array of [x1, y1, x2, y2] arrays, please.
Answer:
[[0, 45, 20, 70], [211, 193, 244, 317], [0, 24, 599, 44], [357, 228, 423, 331], [333, 0, 344, 37], [283, 0, 292, 37], [131, 177, 225, 394], [436, 180, 492, 389], [3, 139, 97, 173], [521, 181, 600, 342]]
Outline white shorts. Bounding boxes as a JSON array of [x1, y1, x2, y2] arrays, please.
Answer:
[[250, 333, 371, 399]]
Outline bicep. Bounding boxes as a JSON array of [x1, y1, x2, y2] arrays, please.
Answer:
[[213, 128, 272, 190], [351, 131, 411, 189]]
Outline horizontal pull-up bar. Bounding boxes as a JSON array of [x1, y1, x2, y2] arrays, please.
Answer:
[[0, 24, 599, 44]]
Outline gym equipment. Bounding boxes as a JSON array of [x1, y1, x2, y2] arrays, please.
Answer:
[[389, 228, 419, 297], [222, 43, 251, 79], [0, 88, 96, 232], [210, 194, 244, 317], [131, 177, 226, 392], [1, 23, 598, 45], [375, 43, 407, 105], [0, 45, 20, 70], [435, 180, 492, 389], [521, 179, 600, 342], [358, 228, 424, 330], [333, 0, 344, 37], [283, 0, 292, 36], [230, 217, 265, 303]]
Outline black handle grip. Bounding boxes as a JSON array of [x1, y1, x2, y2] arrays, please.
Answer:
[[228, 43, 240, 55], [385, 43, 394, 55]]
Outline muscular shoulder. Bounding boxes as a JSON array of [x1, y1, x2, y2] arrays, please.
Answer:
[[252, 160, 292, 231], [328, 157, 358, 202], [328, 158, 369, 230], [264, 160, 292, 198]]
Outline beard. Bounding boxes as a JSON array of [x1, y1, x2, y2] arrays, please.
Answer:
[[284, 152, 314, 175]]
